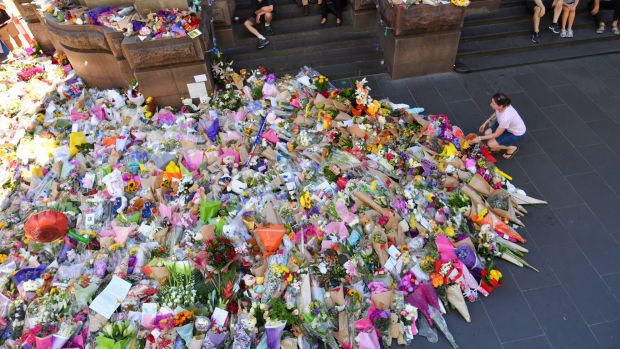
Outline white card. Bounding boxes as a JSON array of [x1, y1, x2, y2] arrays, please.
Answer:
[[194, 74, 208, 83], [89, 276, 132, 319], [187, 82, 208, 99], [297, 76, 311, 87], [388, 245, 401, 259], [211, 307, 229, 326]]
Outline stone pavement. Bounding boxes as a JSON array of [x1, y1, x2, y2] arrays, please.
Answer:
[[337, 53, 620, 349]]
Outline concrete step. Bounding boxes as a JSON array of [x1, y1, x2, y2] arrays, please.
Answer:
[[464, 6, 529, 25], [459, 26, 620, 57], [461, 12, 595, 41], [455, 37, 620, 72], [499, 0, 523, 7], [225, 31, 377, 60]]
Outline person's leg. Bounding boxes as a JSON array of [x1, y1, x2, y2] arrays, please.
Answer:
[[244, 18, 263, 38], [567, 5, 576, 32], [552, 0, 563, 28], [561, 4, 570, 35], [486, 138, 509, 152], [302, 0, 310, 15], [534, 6, 542, 32], [612, 0, 620, 32], [264, 12, 273, 34], [320, 0, 328, 23]]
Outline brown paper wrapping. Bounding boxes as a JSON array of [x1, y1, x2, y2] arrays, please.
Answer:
[[281, 338, 298, 349], [371, 290, 394, 310], [372, 242, 389, 266], [88, 313, 108, 333], [333, 311, 350, 346], [353, 191, 389, 215], [251, 261, 268, 278], [148, 266, 170, 285], [446, 284, 471, 322], [468, 173, 493, 196], [329, 285, 345, 306], [454, 237, 475, 251], [441, 176, 459, 190], [199, 224, 216, 242]]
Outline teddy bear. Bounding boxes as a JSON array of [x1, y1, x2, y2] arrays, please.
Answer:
[[388, 312, 406, 346]]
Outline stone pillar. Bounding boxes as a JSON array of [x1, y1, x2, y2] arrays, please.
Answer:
[[351, 0, 378, 32], [377, 1, 465, 79], [208, 0, 236, 48], [122, 36, 214, 108]]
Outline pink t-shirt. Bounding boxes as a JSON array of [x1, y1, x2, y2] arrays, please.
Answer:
[[497, 105, 526, 136]]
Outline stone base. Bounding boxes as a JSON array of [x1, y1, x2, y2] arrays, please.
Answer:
[[134, 62, 214, 108], [63, 50, 133, 88], [465, 0, 500, 14], [380, 29, 460, 79], [26, 21, 55, 53], [352, 8, 377, 32], [214, 26, 235, 48]]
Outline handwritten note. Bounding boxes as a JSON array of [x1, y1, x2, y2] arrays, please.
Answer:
[[89, 276, 132, 319]]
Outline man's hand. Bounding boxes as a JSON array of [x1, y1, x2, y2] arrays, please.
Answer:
[[591, 5, 599, 14]]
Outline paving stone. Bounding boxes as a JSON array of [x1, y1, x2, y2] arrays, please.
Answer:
[[578, 144, 620, 197], [595, 96, 620, 125], [530, 63, 571, 87], [541, 241, 620, 324], [524, 285, 600, 348], [590, 320, 620, 349], [502, 336, 553, 349], [555, 85, 611, 122], [481, 70, 523, 95], [432, 73, 472, 102], [515, 153, 583, 208], [541, 104, 604, 148], [587, 119, 620, 158], [604, 273, 620, 304], [565, 172, 620, 232], [530, 128, 592, 176], [480, 276, 543, 342], [553, 204, 620, 276], [407, 77, 451, 115], [509, 92, 555, 132], [513, 73, 564, 108], [447, 99, 484, 133], [584, 55, 620, 78], [560, 66, 617, 101], [458, 73, 496, 111]]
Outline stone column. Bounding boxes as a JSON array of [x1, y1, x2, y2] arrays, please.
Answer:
[[378, 1, 465, 79]]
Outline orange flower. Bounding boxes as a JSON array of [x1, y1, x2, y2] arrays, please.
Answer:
[[430, 272, 444, 288]]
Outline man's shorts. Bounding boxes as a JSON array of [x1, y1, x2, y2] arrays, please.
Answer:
[[526, 0, 556, 13]]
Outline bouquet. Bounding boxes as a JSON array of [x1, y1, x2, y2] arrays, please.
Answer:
[[95, 320, 138, 349], [158, 261, 197, 308], [480, 268, 504, 293]]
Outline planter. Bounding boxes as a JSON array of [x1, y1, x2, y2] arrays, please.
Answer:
[[353, 0, 375, 11], [83, 0, 133, 8], [134, 0, 189, 15], [465, 0, 500, 14], [121, 36, 205, 70], [378, 0, 465, 36]]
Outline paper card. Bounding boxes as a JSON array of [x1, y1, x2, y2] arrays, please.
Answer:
[[297, 76, 311, 87], [194, 74, 208, 83], [187, 82, 208, 99], [71, 123, 79, 133], [89, 276, 132, 319], [388, 245, 401, 259], [384, 257, 398, 271], [188, 29, 202, 39], [211, 307, 229, 326]]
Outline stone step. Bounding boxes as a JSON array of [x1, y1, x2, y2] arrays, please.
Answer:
[[455, 36, 620, 71], [232, 42, 383, 71], [224, 31, 377, 60], [464, 6, 529, 25], [460, 11, 594, 41], [312, 58, 385, 79], [499, 0, 523, 7], [459, 26, 620, 57]]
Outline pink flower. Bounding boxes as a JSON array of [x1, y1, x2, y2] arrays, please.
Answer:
[[344, 260, 358, 276]]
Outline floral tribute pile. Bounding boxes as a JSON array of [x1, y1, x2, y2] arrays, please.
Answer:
[[0, 50, 546, 349]]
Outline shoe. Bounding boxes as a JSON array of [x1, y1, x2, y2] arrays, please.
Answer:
[[320, 17, 327, 25], [257, 38, 270, 49], [560, 28, 567, 37], [531, 31, 540, 44], [264, 25, 273, 35], [548, 22, 560, 34], [567, 29, 574, 37], [596, 23, 605, 34], [303, 5, 309, 15], [613, 26, 620, 35], [336, 18, 342, 25]]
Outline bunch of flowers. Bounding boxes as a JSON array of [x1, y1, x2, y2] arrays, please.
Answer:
[[17, 66, 45, 82], [313, 75, 329, 92], [205, 237, 237, 270], [158, 262, 197, 308], [173, 310, 195, 327], [95, 320, 138, 349], [480, 268, 504, 293]]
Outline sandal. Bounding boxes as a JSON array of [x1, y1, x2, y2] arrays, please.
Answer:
[[336, 18, 342, 25], [596, 23, 605, 34], [502, 147, 519, 159], [320, 17, 327, 25]]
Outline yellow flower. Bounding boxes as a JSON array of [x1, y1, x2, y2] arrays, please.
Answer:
[[489, 270, 503, 281], [445, 226, 456, 238], [299, 191, 312, 210], [0, 254, 7, 264]]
